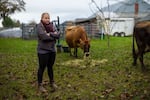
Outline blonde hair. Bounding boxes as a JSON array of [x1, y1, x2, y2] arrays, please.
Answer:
[[41, 12, 49, 19]]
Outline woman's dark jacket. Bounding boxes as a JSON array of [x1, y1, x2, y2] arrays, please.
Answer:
[[37, 22, 60, 54]]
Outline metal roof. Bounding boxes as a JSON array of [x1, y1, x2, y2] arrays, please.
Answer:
[[137, 13, 150, 21], [102, 0, 150, 13]]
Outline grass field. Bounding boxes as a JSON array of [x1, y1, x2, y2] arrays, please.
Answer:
[[0, 37, 150, 100]]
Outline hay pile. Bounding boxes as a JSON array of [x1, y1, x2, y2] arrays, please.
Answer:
[[60, 58, 108, 68]]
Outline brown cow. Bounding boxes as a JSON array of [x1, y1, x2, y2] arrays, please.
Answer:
[[132, 21, 150, 71], [65, 26, 90, 57]]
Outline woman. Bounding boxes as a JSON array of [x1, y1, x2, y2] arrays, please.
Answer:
[[37, 12, 60, 92]]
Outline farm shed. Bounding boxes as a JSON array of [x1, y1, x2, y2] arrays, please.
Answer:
[[60, 19, 101, 38], [75, 17, 101, 38], [59, 21, 75, 39], [86, 0, 150, 36], [101, 0, 150, 19], [59, 0, 150, 38], [137, 13, 150, 22]]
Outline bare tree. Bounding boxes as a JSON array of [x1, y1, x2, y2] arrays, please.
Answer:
[[91, 0, 110, 47]]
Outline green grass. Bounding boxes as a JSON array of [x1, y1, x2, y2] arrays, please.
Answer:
[[0, 37, 150, 100]]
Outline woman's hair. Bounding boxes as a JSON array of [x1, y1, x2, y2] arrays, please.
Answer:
[[41, 12, 49, 19]]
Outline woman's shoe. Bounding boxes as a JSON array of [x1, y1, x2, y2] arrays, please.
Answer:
[[50, 83, 58, 92], [38, 84, 47, 92]]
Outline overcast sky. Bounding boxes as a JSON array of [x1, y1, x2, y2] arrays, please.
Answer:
[[9, 0, 122, 24], [0, 0, 149, 27]]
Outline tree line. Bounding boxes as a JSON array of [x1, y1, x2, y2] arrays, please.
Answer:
[[0, 0, 25, 27]]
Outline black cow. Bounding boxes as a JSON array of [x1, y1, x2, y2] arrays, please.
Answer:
[[132, 21, 150, 71]]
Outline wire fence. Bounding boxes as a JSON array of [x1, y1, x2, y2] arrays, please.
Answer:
[[21, 23, 104, 40]]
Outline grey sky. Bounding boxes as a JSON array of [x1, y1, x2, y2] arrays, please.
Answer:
[[9, 0, 120, 24], [0, 0, 149, 27]]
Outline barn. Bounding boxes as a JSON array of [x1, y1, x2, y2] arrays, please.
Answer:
[[88, 0, 150, 36], [101, 0, 150, 19], [60, 0, 150, 37]]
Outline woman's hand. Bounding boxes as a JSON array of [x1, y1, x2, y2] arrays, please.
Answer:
[[46, 33, 50, 36], [50, 32, 60, 39], [54, 32, 58, 34]]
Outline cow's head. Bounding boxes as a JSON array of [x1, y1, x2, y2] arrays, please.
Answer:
[[80, 39, 90, 57]]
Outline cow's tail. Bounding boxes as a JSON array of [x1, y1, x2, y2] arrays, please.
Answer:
[[132, 27, 136, 59]]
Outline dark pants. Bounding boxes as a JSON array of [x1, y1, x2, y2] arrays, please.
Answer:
[[37, 52, 56, 84]]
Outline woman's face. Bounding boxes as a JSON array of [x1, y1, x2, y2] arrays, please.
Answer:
[[41, 13, 50, 24]]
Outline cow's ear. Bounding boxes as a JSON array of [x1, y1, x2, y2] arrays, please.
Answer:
[[79, 39, 83, 43]]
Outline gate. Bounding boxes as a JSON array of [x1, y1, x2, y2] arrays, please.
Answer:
[[21, 23, 37, 39]]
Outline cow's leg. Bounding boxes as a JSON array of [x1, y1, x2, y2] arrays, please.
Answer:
[[133, 50, 138, 66], [69, 48, 72, 56], [139, 48, 146, 71], [73, 48, 75, 56], [133, 37, 138, 66], [139, 53, 145, 71], [74, 48, 78, 57], [76, 48, 78, 57]]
